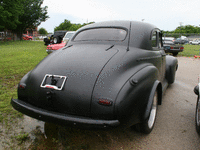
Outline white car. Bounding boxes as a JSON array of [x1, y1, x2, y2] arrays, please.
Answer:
[[190, 40, 200, 45], [63, 31, 75, 43], [162, 37, 175, 45]]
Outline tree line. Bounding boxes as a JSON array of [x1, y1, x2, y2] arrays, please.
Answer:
[[163, 25, 200, 38], [0, 0, 48, 39], [39, 19, 94, 35]]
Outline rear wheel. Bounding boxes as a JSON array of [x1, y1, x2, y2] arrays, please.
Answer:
[[133, 90, 158, 134], [53, 37, 61, 44], [195, 96, 200, 134], [53, 37, 58, 44]]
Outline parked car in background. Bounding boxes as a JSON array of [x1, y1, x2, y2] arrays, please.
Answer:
[[46, 43, 66, 54], [22, 34, 32, 40], [194, 77, 200, 134], [162, 37, 174, 45], [0, 31, 12, 41], [190, 40, 200, 45], [11, 21, 178, 134], [173, 38, 188, 44], [163, 37, 184, 56], [46, 31, 75, 54], [62, 31, 75, 43], [44, 31, 67, 45], [52, 30, 67, 44], [44, 34, 53, 45], [38, 35, 47, 40]]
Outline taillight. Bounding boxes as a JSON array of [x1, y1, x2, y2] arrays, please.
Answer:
[[19, 83, 26, 89], [98, 99, 112, 106], [180, 47, 184, 50]]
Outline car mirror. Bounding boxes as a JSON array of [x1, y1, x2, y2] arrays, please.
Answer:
[[194, 85, 199, 95]]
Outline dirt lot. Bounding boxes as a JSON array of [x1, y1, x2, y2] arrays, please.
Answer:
[[1, 56, 200, 149]]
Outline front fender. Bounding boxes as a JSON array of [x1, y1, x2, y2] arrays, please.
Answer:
[[115, 65, 160, 127], [165, 55, 178, 84]]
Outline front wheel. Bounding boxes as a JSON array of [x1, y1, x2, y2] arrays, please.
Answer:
[[195, 96, 200, 134], [133, 91, 158, 134]]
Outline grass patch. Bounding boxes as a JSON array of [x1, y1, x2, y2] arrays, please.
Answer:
[[14, 132, 29, 144], [0, 40, 47, 123], [179, 44, 200, 57]]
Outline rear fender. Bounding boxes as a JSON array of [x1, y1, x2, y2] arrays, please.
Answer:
[[143, 81, 162, 121], [115, 65, 161, 126]]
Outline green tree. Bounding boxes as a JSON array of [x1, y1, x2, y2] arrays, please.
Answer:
[[14, 0, 49, 39], [68, 24, 82, 31], [0, 0, 25, 31], [54, 19, 72, 31], [38, 27, 48, 35], [54, 19, 94, 32]]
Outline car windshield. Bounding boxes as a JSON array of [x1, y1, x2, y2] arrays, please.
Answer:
[[73, 28, 127, 41]]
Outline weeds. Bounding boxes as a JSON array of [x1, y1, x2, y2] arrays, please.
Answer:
[[14, 132, 29, 144]]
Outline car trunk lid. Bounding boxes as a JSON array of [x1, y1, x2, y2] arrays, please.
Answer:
[[26, 44, 118, 116]]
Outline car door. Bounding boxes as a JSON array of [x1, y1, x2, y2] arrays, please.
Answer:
[[151, 30, 165, 82]]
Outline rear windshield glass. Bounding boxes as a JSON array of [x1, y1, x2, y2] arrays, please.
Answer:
[[73, 28, 127, 41]]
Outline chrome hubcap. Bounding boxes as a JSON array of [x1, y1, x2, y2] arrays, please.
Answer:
[[148, 91, 157, 129], [54, 38, 57, 43]]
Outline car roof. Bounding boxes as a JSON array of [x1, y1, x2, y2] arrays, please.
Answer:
[[71, 20, 158, 50]]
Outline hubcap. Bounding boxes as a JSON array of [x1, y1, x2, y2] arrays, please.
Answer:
[[148, 91, 158, 129], [54, 38, 57, 43]]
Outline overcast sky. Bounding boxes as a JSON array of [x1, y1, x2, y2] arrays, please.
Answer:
[[38, 0, 200, 33]]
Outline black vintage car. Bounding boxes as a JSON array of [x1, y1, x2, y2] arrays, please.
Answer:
[[43, 30, 67, 45], [11, 21, 178, 134], [194, 81, 200, 134]]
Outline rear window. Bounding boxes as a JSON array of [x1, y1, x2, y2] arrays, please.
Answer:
[[73, 28, 127, 41]]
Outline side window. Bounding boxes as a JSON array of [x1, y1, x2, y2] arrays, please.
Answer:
[[151, 31, 157, 48], [151, 30, 162, 50]]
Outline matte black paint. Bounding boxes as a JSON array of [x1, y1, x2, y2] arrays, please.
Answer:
[[11, 21, 178, 129]]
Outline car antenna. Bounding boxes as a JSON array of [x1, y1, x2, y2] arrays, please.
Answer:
[[127, 22, 131, 51]]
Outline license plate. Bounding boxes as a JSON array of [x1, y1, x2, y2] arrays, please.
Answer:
[[40, 74, 67, 90]]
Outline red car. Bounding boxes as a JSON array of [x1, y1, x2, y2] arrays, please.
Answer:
[[46, 42, 66, 54], [46, 31, 75, 54], [22, 34, 33, 40]]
